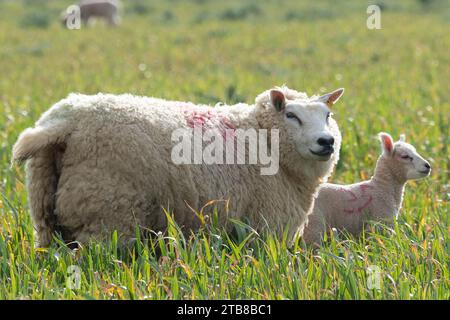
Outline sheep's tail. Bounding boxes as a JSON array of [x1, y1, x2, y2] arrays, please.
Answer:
[[12, 124, 68, 247], [12, 124, 68, 163]]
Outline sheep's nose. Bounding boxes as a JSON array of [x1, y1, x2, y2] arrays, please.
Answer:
[[424, 162, 431, 170], [317, 136, 334, 147]]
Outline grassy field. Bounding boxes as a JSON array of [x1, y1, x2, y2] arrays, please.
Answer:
[[0, 0, 448, 299]]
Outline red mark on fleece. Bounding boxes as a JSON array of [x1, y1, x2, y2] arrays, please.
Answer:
[[184, 110, 236, 140], [360, 184, 374, 192], [357, 196, 373, 213], [343, 183, 374, 215], [219, 116, 236, 130], [342, 188, 357, 201], [185, 110, 214, 128]]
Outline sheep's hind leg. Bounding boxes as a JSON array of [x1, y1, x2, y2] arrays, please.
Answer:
[[55, 167, 148, 246]]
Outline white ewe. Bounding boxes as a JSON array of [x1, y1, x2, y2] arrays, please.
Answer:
[[303, 132, 431, 245], [13, 86, 344, 246]]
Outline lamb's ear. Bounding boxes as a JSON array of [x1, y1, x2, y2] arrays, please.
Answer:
[[379, 132, 394, 156], [270, 89, 286, 112], [318, 88, 344, 107], [399, 134, 406, 142]]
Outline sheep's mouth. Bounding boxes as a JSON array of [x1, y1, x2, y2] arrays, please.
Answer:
[[419, 169, 431, 175], [310, 147, 334, 158]]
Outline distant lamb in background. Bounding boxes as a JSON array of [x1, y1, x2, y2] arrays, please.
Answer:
[[303, 132, 431, 245], [12, 86, 344, 247], [61, 0, 121, 27]]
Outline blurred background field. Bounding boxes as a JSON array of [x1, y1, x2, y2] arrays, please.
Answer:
[[0, 0, 448, 299]]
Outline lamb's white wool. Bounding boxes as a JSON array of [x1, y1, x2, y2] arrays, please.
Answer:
[[303, 132, 431, 245], [13, 86, 344, 246]]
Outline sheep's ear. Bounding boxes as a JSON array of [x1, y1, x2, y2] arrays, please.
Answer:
[[399, 134, 406, 142], [318, 88, 344, 107], [270, 89, 286, 112], [379, 132, 394, 155]]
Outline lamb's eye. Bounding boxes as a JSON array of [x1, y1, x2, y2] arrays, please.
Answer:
[[285, 112, 302, 125], [326, 112, 331, 123], [401, 155, 411, 160]]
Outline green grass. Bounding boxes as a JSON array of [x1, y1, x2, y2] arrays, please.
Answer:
[[0, 0, 448, 299]]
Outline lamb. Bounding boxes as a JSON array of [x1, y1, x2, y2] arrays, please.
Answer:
[[12, 86, 344, 247], [303, 132, 431, 245], [61, 0, 121, 27]]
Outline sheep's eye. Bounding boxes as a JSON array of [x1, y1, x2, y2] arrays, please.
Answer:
[[286, 112, 295, 119], [401, 155, 412, 160], [326, 112, 331, 123], [286, 112, 302, 125]]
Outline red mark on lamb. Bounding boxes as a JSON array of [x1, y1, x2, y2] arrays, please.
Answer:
[[342, 188, 357, 201], [360, 184, 374, 193], [343, 184, 374, 215], [357, 196, 373, 213]]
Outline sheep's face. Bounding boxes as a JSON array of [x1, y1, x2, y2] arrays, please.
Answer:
[[379, 133, 431, 180], [270, 88, 344, 161], [283, 101, 335, 161], [395, 142, 431, 180]]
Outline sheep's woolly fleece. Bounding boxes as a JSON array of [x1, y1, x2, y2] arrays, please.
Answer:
[[13, 87, 341, 246]]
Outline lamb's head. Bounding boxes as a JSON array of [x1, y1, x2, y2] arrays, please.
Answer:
[[378, 132, 431, 181]]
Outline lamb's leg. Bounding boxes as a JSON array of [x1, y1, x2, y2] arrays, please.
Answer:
[[302, 210, 327, 246]]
